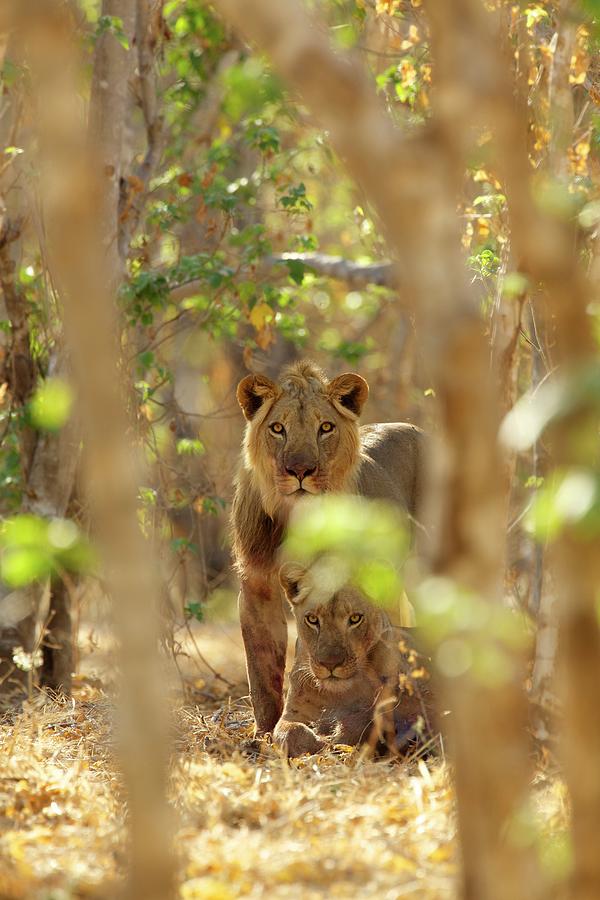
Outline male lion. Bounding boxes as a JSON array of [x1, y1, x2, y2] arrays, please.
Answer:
[[231, 360, 423, 734], [274, 562, 435, 757]]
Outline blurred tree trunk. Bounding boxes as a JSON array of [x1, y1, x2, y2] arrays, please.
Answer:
[[540, 4, 600, 897], [22, 2, 174, 899], [0, 0, 168, 700], [529, 1, 576, 737], [460, 0, 600, 896], [214, 2, 542, 899]]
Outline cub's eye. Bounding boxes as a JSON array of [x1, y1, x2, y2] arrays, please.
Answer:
[[305, 613, 319, 627], [348, 613, 363, 626], [320, 422, 335, 434], [270, 422, 285, 435]]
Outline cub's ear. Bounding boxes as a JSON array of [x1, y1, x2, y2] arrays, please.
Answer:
[[327, 373, 369, 419], [236, 374, 278, 421], [279, 562, 307, 605]]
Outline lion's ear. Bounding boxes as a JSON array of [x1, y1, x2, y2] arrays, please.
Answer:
[[327, 373, 369, 419], [236, 374, 278, 421], [279, 562, 307, 605]]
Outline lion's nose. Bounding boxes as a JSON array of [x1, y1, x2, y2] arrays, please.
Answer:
[[319, 652, 346, 672], [285, 463, 316, 481]]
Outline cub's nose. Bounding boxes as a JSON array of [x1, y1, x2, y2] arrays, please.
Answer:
[[285, 463, 316, 481], [319, 652, 346, 673]]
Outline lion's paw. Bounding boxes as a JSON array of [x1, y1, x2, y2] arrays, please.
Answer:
[[275, 722, 326, 757]]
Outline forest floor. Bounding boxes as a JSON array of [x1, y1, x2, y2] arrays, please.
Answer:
[[0, 607, 568, 900]]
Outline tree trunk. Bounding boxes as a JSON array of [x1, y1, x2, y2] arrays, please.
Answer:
[[497, 2, 600, 894], [23, 2, 175, 897], [0, 346, 79, 699], [41, 577, 73, 695]]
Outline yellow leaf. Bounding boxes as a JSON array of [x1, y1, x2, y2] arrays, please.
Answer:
[[429, 844, 454, 863], [256, 325, 274, 351], [274, 860, 315, 883], [389, 854, 416, 873], [249, 302, 272, 331], [477, 217, 490, 237], [181, 878, 235, 900]]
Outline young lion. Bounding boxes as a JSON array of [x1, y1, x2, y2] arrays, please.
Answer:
[[274, 562, 435, 757], [232, 360, 424, 735]]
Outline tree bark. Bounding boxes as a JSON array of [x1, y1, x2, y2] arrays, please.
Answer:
[[495, 2, 600, 894], [23, 2, 175, 898], [41, 576, 73, 695]]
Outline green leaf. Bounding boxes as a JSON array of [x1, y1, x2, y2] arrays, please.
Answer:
[[502, 272, 529, 298], [176, 438, 205, 456], [0, 515, 94, 586], [185, 601, 204, 622], [171, 537, 198, 555], [96, 15, 130, 49], [1, 514, 48, 547], [138, 350, 155, 370], [138, 487, 157, 506], [500, 363, 600, 451], [1, 545, 51, 587], [283, 495, 409, 607], [29, 379, 73, 432], [526, 469, 600, 541], [285, 258, 306, 285]]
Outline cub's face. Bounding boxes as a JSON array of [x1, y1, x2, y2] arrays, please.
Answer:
[[236, 369, 368, 514], [280, 564, 386, 692]]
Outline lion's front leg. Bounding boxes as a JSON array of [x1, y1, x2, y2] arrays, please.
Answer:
[[273, 666, 328, 756], [239, 575, 287, 735], [274, 719, 326, 757]]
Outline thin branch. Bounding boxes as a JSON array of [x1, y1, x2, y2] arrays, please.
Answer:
[[266, 252, 398, 289]]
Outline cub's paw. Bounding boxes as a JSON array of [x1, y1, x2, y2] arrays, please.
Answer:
[[275, 722, 326, 757]]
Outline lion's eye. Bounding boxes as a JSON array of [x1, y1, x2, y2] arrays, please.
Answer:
[[305, 613, 319, 627], [270, 422, 285, 435], [348, 613, 363, 626], [320, 422, 335, 434]]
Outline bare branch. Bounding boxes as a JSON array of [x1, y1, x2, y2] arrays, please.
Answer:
[[267, 253, 397, 289]]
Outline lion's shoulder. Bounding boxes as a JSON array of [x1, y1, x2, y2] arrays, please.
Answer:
[[357, 422, 425, 516]]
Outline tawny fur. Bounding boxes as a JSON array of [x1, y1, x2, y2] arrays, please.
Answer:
[[232, 360, 423, 577], [274, 564, 435, 757], [231, 359, 425, 734]]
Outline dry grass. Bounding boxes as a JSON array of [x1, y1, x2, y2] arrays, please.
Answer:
[[0, 619, 568, 899]]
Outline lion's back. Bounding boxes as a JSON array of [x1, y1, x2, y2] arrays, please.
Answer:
[[357, 422, 424, 517]]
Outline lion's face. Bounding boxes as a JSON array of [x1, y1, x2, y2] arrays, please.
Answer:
[[279, 562, 388, 693], [237, 362, 368, 519]]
